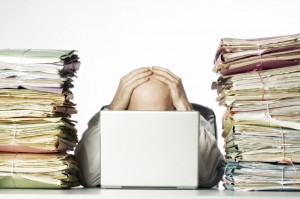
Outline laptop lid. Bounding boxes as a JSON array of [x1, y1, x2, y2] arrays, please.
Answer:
[[100, 110, 199, 189]]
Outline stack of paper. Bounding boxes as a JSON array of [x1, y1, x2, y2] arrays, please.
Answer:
[[0, 49, 80, 188], [213, 33, 300, 76], [212, 34, 300, 191], [224, 162, 300, 191], [0, 117, 77, 153], [0, 49, 79, 94], [0, 89, 77, 118], [0, 153, 80, 188]]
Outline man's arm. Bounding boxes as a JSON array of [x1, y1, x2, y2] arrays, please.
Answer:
[[75, 111, 101, 187], [198, 125, 226, 188], [200, 114, 214, 135]]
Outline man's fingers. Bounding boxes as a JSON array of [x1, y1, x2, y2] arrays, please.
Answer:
[[151, 66, 180, 83], [152, 66, 178, 78], [126, 70, 152, 89], [130, 76, 150, 89], [123, 67, 150, 81], [152, 74, 174, 86]]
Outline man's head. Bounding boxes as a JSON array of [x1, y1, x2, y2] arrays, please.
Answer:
[[128, 77, 175, 111]]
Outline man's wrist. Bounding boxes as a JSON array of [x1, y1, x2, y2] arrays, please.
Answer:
[[107, 103, 118, 110], [174, 100, 192, 111]]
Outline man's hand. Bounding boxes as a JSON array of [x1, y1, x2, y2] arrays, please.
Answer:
[[108, 67, 152, 110], [151, 66, 192, 111]]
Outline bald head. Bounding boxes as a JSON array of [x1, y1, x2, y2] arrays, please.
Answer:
[[128, 77, 175, 111]]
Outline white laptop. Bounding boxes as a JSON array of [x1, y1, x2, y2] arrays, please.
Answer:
[[100, 110, 200, 189]]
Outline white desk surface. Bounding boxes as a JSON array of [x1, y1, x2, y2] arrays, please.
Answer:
[[1, 187, 299, 199]]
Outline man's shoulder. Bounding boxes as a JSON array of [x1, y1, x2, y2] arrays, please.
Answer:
[[88, 111, 101, 127], [199, 114, 214, 137]]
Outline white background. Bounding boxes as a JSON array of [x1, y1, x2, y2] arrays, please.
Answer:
[[0, 0, 299, 151]]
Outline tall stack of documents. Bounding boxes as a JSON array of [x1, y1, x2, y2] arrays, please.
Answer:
[[212, 34, 300, 191], [0, 49, 80, 188]]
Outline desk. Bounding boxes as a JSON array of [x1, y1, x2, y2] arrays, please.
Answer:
[[1, 187, 299, 199]]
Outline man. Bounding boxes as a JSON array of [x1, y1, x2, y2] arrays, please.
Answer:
[[75, 66, 225, 188]]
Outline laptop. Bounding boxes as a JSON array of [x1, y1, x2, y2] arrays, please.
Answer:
[[100, 110, 199, 189]]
